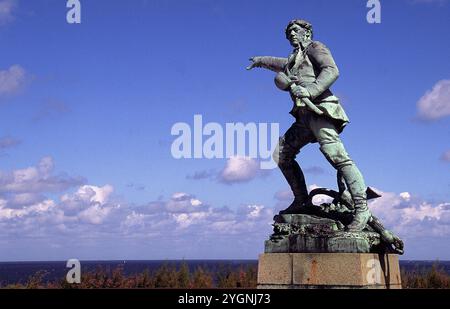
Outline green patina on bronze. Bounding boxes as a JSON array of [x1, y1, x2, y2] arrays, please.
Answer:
[[247, 19, 404, 254]]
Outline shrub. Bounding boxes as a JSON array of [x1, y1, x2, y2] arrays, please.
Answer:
[[2, 261, 448, 289], [401, 262, 449, 289]]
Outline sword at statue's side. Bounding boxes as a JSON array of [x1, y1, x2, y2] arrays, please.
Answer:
[[289, 84, 324, 115], [274, 72, 324, 116]]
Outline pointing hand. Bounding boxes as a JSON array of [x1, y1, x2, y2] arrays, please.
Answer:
[[246, 57, 262, 70]]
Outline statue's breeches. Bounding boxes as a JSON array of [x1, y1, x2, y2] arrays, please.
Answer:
[[274, 110, 367, 204]]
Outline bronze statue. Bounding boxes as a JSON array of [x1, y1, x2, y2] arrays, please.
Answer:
[[247, 19, 371, 232]]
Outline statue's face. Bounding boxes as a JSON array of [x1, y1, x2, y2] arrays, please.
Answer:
[[287, 24, 308, 48]]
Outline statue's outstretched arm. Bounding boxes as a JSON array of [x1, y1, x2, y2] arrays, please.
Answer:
[[305, 42, 340, 99], [246, 56, 288, 73]]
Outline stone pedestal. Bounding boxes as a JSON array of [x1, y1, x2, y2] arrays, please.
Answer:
[[257, 253, 402, 289]]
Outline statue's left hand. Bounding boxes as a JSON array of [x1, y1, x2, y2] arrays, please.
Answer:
[[290, 84, 310, 98]]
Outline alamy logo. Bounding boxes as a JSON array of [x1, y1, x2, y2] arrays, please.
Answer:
[[66, 259, 81, 284], [171, 115, 280, 169], [66, 0, 81, 24], [366, 258, 382, 284], [367, 0, 381, 24]]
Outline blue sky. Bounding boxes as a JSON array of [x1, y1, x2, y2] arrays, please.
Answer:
[[0, 0, 449, 261]]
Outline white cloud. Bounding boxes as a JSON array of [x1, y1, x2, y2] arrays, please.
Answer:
[[369, 189, 450, 237], [0, 65, 26, 96], [0, 159, 117, 234], [417, 79, 450, 120], [274, 185, 450, 239], [0, 183, 116, 226], [115, 196, 274, 239], [7, 192, 45, 208], [401, 202, 445, 223], [1, 157, 449, 260], [172, 211, 209, 229], [121, 211, 147, 230], [0, 157, 84, 194], [119, 195, 274, 235], [164, 192, 206, 213], [307, 184, 333, 205], [0, 0, 17, 25], [78, 204, 112, 225], [400, 192, 411, 202], [190, 198, 202, 206], [273, 184, 333, 212], [189, 157, 271, 185], [247, 205, 264, 219], [60, 184, 116, 224], [172, 192, 187, 199], [0, 199, 55, 220], [219, 156, 260, 184]]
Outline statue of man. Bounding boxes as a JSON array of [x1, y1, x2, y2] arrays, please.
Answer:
[[247, 19, 370, 231]]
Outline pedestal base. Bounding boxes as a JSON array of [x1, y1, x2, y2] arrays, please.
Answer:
[[257, 253, 401, 289]]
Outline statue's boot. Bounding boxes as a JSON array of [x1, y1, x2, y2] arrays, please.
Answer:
[[319, 142, 370, 231], [274, 139, 309, 215], [279, 198, 308, 215], [345, 201, 372, 232]]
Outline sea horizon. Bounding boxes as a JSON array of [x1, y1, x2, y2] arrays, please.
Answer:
[[1, 259, 449, 286], [0, 258, 449, 263]]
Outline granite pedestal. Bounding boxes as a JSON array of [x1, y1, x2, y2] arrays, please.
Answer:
[[258, 214, 402, 289], [257, 253, 402, 289]]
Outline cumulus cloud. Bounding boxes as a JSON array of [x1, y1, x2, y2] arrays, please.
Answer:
[[417, 79, 450, 120], [1, 177, 274, 241], [0, 156, 85, 194], [218, 156, 260, 184], [60, 184, 115, 222], [121, 211, 148, 231], [123, 193, 273, 235], [1, 183, 117, 227], [164, 192, 207, 213], [0, 0, 17, 25], [0, 199, 55, 220], [118, 192, 274, 238], [189, 157, 272, 184], [0, 159, 116, 232], [273, 185, 450, 239], [6, 192, 46, 208], [2, 157, 449, 260], [0, 157, 277, 259], [369, 189, 450, 238], [0, 65, 26, 96]]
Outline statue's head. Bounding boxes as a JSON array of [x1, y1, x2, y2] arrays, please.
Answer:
[[285, 19, 313, 48]]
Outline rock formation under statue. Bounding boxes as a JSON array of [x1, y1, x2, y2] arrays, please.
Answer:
[[265, 187, 404, 255]]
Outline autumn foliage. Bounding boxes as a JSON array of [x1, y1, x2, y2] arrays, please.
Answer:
[[2, 262, 449, 289]]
